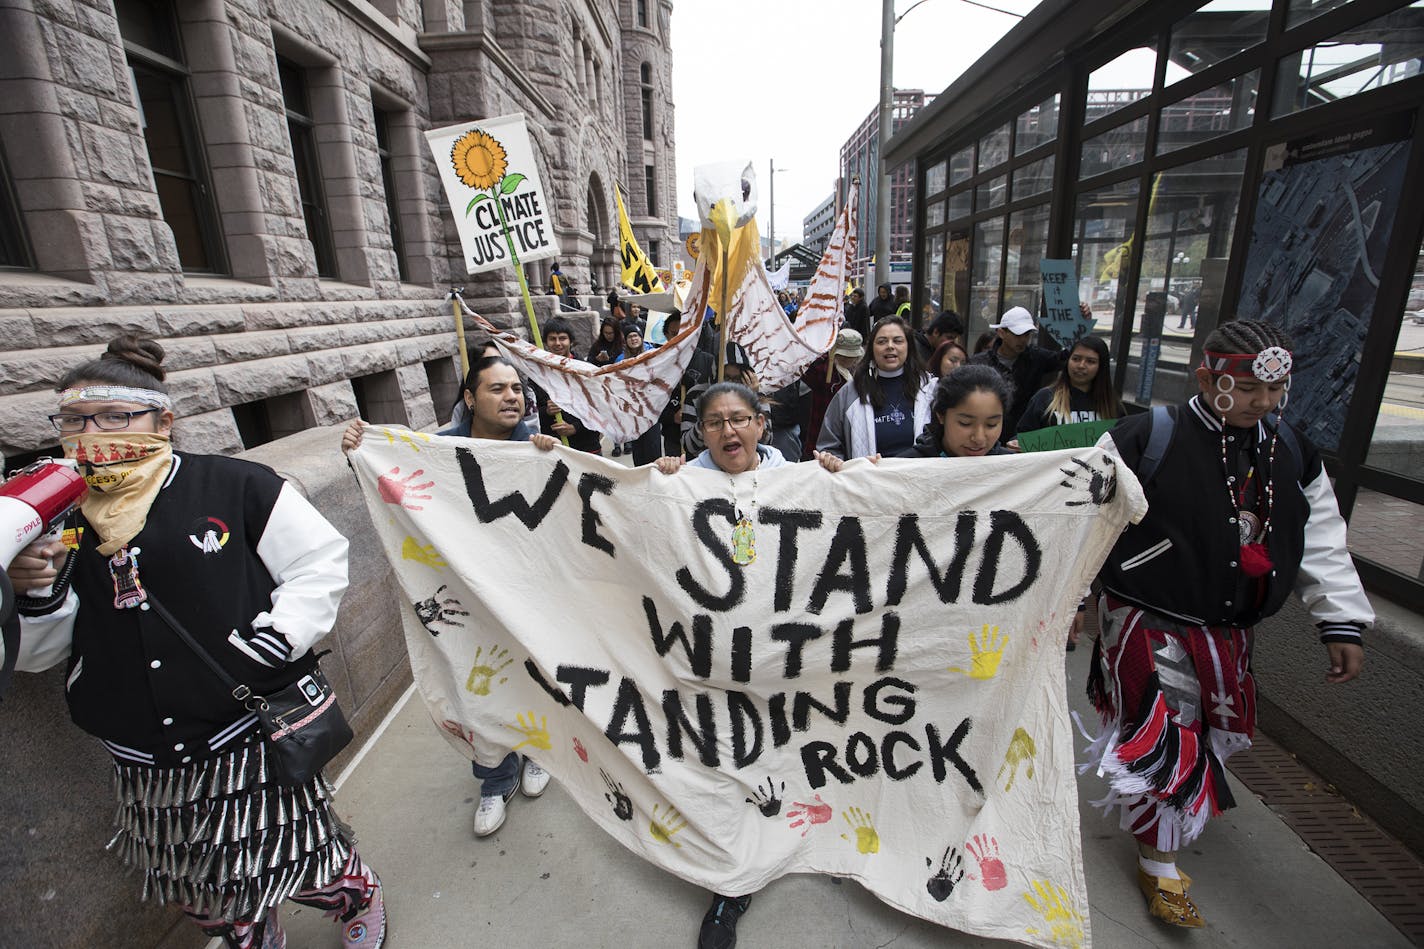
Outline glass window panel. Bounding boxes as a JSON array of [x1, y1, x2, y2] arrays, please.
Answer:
[[1168, 1, 1271, 83], [1157, 70, 1258, 154], [1080, 114, 1150, 178], [950, 146, 974, 186], [1364, 235, 1424, 482], [115, 0, 180, 59], [924, 232, 946, 315], [1013, 153, 1056, 199], [926, 160, 947, 196], [1073, 178, 1140, 353], [0, 145, 28, 268], [976, 173, 1007, 210], [1087, 46, 1158, 124], [1347, 488, 1424, 580], [1273, 5, 1424, 117], [1236, 123, 1413, 452], [1003, 203, 1051, 313], [942, 228, 971, 319], [926, 199, 945, 229], [969, 216, 1006, 336], [977, 123, 1011, 173], [1015, 94, 1060, 154], [948, 187, 973, 221], [1123, 149, 1247, 407], [1286, 0, 1356, 29]]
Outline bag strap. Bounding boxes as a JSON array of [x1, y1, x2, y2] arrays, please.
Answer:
[[1139, 404, 1175, 483], [145, 595, 255, 703]]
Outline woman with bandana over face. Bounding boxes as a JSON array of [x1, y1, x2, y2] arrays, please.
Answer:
[[2, 336, 385, 949]]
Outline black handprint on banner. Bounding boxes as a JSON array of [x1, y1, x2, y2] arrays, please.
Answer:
[[745, 776, 785, 817], [601, 769, 633, 821], [926, 845, 965, 901], [1060, 455, 1117, 507], [413, 584, 469, 636]]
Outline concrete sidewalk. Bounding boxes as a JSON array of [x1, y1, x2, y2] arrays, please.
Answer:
[[275, 646, 1411, 949]]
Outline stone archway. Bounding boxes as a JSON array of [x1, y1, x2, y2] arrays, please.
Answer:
[[586, 172, 616, 292]]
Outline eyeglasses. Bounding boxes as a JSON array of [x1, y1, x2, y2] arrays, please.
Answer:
[[698, 414, 756, 433], [49, 409, 160, 434]]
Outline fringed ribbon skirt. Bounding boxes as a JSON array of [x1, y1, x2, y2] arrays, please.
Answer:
[[1082, 595, 1256, 851], [105, 729, 355, 923]]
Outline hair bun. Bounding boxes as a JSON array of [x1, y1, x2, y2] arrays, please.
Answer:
[[104, 334, 167, 382]]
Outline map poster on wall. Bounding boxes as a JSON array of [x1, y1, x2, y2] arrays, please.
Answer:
[[1235, 112, 1415, 451]]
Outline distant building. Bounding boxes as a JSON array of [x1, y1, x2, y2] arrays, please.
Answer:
[[838, 89, 929, 280], [803, 193, 836, 257]]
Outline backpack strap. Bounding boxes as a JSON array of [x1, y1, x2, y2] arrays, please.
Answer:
[[1138, 405, 1175, 484]]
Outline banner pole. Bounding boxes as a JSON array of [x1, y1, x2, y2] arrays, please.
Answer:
[[493, 190, 569, 445], [717, 241, 730, 384], [450, 287, 470, 378]]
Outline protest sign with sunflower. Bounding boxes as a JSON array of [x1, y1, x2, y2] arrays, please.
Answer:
[[426, 114, 560, 276]]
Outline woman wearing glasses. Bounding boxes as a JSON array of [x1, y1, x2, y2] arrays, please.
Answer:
[[3, 335, 386, 949], [815, 316, 937, 461]]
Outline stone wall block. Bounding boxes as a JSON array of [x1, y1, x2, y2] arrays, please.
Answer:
[[155, 305, 247, 337], [100, 270, 184, 306], [305, 349, 349, 386], [171, 407, 243, 455], [212, 328, 292, 363], [0, 313, 40, 352], [50, 21, 116, 93], [212, 352, 312, 404], [340, 342, 401, 378], [165, 366, 222, 415], [286, 325, 346, 353], [306, 379, 359, 424], [160, 336, 218, 372], [101, 214, 161, 271], [395, 362, 436, 429], [31, 306, 159, 346], [56, 85, 99, 122], [0, 389, 64, 453], [79, 124, 143, 188]]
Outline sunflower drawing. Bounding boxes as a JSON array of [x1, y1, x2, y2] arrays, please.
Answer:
[[450, 129, 508, 191]]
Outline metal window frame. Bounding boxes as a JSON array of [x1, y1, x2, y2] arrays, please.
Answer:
[[278, 56, 339, 279], [373, 107, 409, 282], [0, 141, 34, 270]]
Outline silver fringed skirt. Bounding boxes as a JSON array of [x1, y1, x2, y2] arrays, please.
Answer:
[[105, 730, 355, 922]]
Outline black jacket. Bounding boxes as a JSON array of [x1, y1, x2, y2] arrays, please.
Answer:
[[969, 340, 1068, 439]]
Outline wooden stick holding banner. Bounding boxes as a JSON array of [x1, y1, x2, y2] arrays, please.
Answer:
[[447, 287, 470, 378]]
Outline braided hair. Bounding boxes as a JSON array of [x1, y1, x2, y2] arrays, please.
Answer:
[[1202, 320, 1293, 358]]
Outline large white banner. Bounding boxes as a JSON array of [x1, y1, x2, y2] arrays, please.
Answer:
[[349, 435, 1146, 948], [425, 113, 559, 274]]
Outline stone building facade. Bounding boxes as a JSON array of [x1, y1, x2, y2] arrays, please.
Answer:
[[0, 0, 679, 464]]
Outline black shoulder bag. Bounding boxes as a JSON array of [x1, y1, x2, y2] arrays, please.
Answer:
[[148, 596, 352, 786]]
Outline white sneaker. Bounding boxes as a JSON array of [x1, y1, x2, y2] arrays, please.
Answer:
[[473, 791, 511, 837], [521, 757, 551, 798]]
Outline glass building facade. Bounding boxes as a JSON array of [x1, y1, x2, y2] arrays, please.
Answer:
[[892, 0, 1424, 608]]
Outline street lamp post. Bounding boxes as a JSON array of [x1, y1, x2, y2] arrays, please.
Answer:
[[768, 160, 788, 269]]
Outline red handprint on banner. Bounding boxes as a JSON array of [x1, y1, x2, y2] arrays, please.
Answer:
[[966, 834, 1008, 891], [786, 793, 833, 836], [378, 467, 434, 510]]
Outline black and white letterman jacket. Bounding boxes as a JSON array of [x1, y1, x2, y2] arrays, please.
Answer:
[[1095, 396, 1372, 643], [11, 453, 349, 768]]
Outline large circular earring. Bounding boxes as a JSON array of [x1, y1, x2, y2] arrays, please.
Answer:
[[1214, 391, 1236, 414], [1215, 373, 1235, 393]]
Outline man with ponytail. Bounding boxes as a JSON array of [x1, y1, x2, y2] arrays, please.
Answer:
[[4, 336, 386, 949], [1084, 319, 1370, 929]]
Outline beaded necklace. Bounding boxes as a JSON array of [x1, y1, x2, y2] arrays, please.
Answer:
[[729, 469, 759, 565], [1219, 423, 1277, 578]]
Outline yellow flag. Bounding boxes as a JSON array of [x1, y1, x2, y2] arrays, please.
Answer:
[[616, 190, 665, 294]]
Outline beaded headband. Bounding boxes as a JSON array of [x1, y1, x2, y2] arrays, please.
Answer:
[[58, 385, 174, 411], [1201, 346, 1292, 382]]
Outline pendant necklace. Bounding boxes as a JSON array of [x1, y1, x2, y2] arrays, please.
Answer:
[[729, 470, 758, 565]]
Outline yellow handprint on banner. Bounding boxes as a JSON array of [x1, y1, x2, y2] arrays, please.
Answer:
[[948, 624, 1008, 680], [503, 711, 551, 751], [381, 427, 432, 452], [401, 536, 447, 569], [839, 806, 880, 854], [650, 803, 687, 847], [465, 645, 513, 696], [1023, 879, 1084, 948], [998, 727, 1038, 791]]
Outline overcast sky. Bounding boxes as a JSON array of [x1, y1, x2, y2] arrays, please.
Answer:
[[668, 0, 1041, 246]]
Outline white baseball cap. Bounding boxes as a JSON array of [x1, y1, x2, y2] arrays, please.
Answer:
[[990, 306, 1037, 336]]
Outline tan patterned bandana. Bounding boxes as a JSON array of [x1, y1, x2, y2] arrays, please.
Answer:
[[62, 432, 173, 555]]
